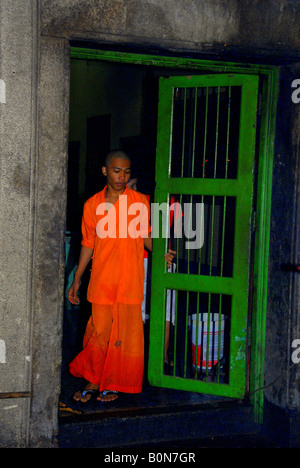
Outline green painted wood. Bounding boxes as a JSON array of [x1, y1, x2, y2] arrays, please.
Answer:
[[148, 74, 259, 399]]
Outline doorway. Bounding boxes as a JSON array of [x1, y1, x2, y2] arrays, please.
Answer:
[[62, 58, 159, 386], [62, 58, 174, 410], [60, 48, 278, 420]]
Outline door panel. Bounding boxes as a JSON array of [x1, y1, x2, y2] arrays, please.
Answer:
[[148, 74, 259, 398]]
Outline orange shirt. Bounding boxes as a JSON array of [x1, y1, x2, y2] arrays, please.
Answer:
[[81, 186, 151, 305], [144, 194, 150, 259]]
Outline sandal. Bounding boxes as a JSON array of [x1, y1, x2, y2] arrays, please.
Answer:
[[73, 386, 99, 403], [97, 390, 119, 402]]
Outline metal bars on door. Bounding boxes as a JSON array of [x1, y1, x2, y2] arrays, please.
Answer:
[[149, 74, 259, 398]]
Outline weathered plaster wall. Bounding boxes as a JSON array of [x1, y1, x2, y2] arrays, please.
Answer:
[[39, 0, 300, 57], [28, 36, 70, 447], [0, 0, 38, 447], [261, 64, 300, 447], [0, 1, 69, 449], [265, 65, 300, 412]]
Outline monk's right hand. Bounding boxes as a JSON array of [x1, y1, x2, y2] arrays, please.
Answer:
[[68, 280, 81, 305]]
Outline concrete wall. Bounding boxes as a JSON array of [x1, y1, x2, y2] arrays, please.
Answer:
[[39, 0, 300, 57], [0, 0, 300, 447], [0, 0, 38, 447], [0, 1, 69, 448], [265, 64, 300, 420]]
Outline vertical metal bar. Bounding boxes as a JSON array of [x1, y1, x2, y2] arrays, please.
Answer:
[[184, 291, 189, 377], [187, 194, 193, 275], [197, 87, 207, 274], [198, 195, 204, 275], [176, 193, 183, 273], [217, 198, 226, 383], [216, 295, 221, 382], [215, 88, 232, 381], [205, 292, 212, 377], [191, 87, 198, 177], [208, 87, 219, 273], [225, 87, 231, 179], [194, 291, 200, 376], [168, 191, 180, 377], [172, 289, 178, 376], [220, 198, 227, 278], [185, 192, 194, 377], [207, 78, 219, 372], [187, 89, 197, 278], [171, 196, 181, 375], [219, 88, 231, 276], [216, 87, 232, 381], [202, 88, 209, 178], [198, 88, 208, 274], [209, 197, 216, 276], [214, 87, 220, 178], [181, 88, 187, 177]]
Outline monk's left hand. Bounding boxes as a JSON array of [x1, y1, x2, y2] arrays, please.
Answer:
[[165, 249, 176, 266]]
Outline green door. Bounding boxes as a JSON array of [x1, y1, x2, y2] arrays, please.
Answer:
[[148, 74, 259, 399]]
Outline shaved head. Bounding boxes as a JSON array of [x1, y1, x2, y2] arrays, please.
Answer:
[[104, 150, 131, 168]]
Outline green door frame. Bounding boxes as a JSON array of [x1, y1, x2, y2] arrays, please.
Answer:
[[70, 46, 279, 422]]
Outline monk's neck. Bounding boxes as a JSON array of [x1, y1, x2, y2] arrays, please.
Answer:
[[104, 186, 126, 204]]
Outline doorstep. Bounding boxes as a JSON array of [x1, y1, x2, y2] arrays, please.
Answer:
[[57, 384, 260, 448]]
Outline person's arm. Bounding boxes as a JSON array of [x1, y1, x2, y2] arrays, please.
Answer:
[[144, 234, 152, 253], [68, 245, 93, 305]]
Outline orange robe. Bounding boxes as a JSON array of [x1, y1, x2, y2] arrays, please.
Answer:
[[69, 187, 151, 393]]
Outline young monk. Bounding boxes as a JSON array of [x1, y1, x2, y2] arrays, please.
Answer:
[[68, 151, 175, 402]]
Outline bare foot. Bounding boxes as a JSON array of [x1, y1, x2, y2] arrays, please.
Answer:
[[73, 383, 99, 403]]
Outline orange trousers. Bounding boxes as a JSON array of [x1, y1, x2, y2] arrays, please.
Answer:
[[69, 303, 144, 393]]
